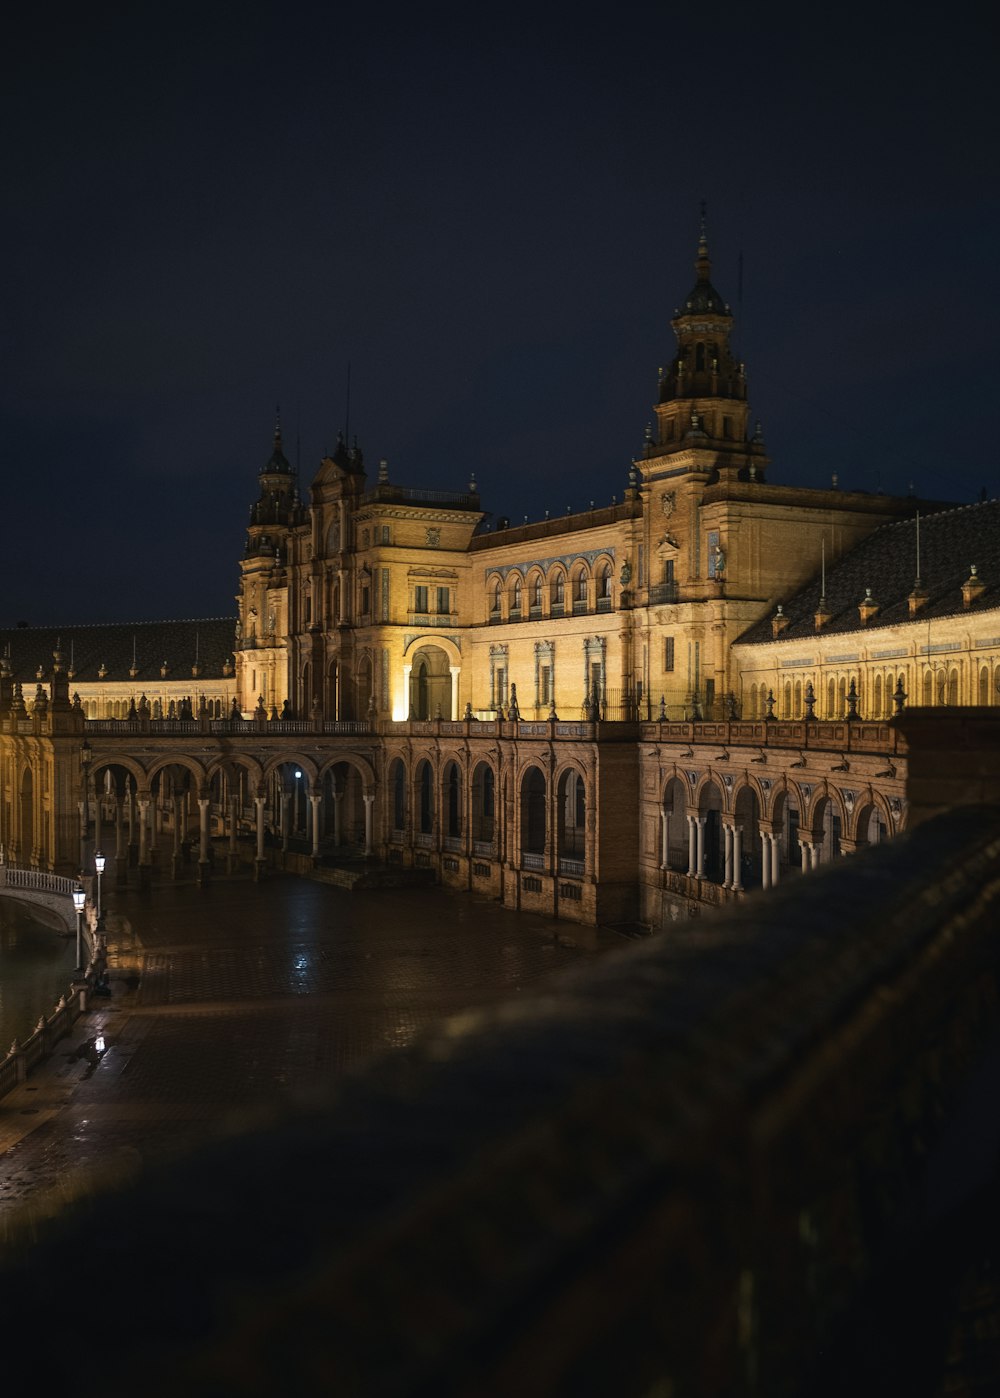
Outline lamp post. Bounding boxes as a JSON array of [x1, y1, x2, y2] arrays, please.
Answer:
[[295, 769, 303, 839], [72, 883, 86, 972], [94, 850, 105, 921]]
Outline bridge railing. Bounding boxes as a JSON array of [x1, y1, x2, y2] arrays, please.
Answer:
[[2, 802, 998, 1396], [0, 864, 78, 896]]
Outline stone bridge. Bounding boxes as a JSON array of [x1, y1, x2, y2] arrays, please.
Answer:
[[0, 863, 78, 934]]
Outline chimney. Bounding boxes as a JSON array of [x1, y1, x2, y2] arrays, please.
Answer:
[[771, 605, 791, 639]]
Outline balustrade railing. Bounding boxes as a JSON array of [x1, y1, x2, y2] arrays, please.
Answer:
[[0, 864, 78, 896]]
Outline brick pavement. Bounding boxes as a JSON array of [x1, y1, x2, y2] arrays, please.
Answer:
[[0, 869, 619, 1226]]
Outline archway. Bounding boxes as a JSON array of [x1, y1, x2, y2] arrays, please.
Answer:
[[733, 785, 763, 888], [854, 799, 888, 850], [772, 788, 803, 873], [662, 776, 688, 872], [409, 646, 452, 720], [809, 793, 844, 863], [697, 778, 725, 883], [324, 761, 366, 849]]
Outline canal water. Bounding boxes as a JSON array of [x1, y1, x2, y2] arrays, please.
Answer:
[[0, 898, 77, 1050]]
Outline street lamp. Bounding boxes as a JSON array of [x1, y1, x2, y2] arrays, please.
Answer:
[[94, 850, 105, 921], [72, 883, 86, 971]]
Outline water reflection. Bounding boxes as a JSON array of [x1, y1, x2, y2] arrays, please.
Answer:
[[0, 899, 76, 1048]]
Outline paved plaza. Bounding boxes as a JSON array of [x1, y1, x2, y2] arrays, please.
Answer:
[[0, 870, 620, 1224]]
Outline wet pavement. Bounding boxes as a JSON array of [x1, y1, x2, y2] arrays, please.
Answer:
[[0, 869, 620, 1224]]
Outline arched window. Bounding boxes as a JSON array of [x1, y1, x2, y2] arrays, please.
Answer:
[[793, 681, 802, 718], [923, 670, 933, 705], [471, 763, 495, 844], [837, 677, 846, 716], [445, 761, 461, 838], [980, 666, 990, 706], [558, 769, 586, 861], [490, 579, 502, 616], [873, 674, 883, 718], [947, 667, 959, 705], [520, 766, 547, 856], [551, 573, 566, 609], [783, 682, 792, 717], [530, 574, 542, 611], [827, 679, 835, 718], [417, 760, 433, 835], [390, 758, 406, 830], [511, 577, 522, 614], [599, 563, 613, 598], [749, 684, 758, 720]]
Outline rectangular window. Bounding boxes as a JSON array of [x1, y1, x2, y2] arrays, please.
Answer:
[[707, 530, 720, 579], [361, 586, 370, 615], [663, 559, 674, 585], [495, 667, 508, 706], [381, 525, 390, 544], [436, 586, 450, 616], [540, 665, 551, 706], [414, 585, 428, 613], [304, 595, 312, 624], [664, 637, 675, 672]]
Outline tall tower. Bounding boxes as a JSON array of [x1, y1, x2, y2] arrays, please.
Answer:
[[235, 416, 302, 713], [646, 217, 768, 484]]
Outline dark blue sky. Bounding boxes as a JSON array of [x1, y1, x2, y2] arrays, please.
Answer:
[[3, 5, 997, 623]]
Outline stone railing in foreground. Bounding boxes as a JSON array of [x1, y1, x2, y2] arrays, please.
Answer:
[[1, 805, 999, 1397]]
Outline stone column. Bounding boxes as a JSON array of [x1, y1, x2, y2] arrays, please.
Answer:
[[254, 795, 266, 881], [723, 822, 733, 888], [197, 796, 211, 886], [732, 825, 744, 892], [402, 664, 412, 718], [660, 809, 669, 870], [363, 793, 374, 856], [150, 786, 161, 861], [137, 797, 149, 865], [137, 795, 151, 891], [695, 816, 707, 879], [770, 831, 780, 886], [228, 796, 239, 872], [127, 785, 137, 867], [115, 796, 127, 886], [761, 833, 772, 890], [810, 842, 821, 871], [449, 667, 460, 720], [687, 814, 697, 878], [310, 793, 322, 858], [171, 784, 183, 879]]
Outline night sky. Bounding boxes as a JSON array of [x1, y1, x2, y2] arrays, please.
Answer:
[[3, 6, 997, 624]]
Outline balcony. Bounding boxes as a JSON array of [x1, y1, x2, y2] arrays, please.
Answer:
[[649, 582, 680, 605]]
